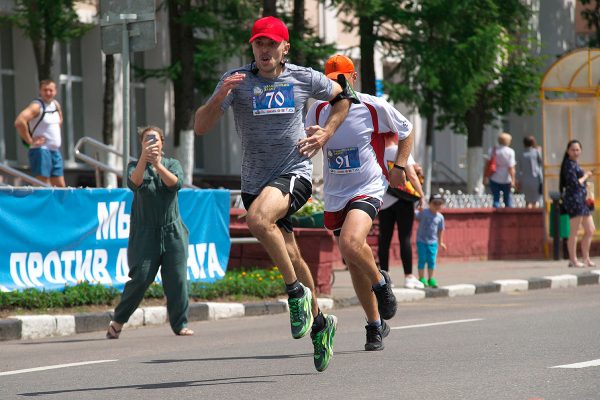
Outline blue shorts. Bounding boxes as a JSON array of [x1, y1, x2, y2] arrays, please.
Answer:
[[417, 241, 438, 270], [28, 148, 64, 178]]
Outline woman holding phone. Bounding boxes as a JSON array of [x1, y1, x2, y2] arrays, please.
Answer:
[[106, 126, 193, 338], [559, 139, 596, 268]]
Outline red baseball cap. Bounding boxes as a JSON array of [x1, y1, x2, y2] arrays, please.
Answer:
[[249, 16, 289, 43], [325, 54, 355, 80]]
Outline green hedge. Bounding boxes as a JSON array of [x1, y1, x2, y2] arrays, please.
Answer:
[[0, 267, 286, 310]]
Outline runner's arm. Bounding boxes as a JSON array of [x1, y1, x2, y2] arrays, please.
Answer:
[[14, 103, 41, 146], [389, 129, 414, 188], [194, 72, 245, 135], [299, 81, 350, 158], [194, 99, 225, 135]]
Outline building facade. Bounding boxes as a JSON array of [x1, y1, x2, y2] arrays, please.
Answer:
[[0, 0, 590, 189]]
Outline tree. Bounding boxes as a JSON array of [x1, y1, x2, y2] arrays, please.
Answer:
[[138, 1, 259, 184], [386, 0, 502, 195], [580, 0, 600, 46], [101, 53, 117, 187], [3, 0, 88, 81], [450, 0, 541, 193], [262, 0, 335, 70], [328, 0, 408, 95]]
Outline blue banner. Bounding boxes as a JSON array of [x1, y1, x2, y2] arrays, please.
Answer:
[[0, 188, 231, 292]]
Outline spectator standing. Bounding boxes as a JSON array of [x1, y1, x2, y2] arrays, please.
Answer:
[[378, 134, 425, 289], [106, 126, 193, 339], [194, 17, 353, 372], [14, 79, 65, 187], [415, 194, 447, 288], [485, 132, 516, 208], [559, 139, 596, 268], [517, 136, 543, 208]]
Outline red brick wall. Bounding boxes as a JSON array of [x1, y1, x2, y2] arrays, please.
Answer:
[[374, 208, 546, 264], [228, 208, 547, 294]]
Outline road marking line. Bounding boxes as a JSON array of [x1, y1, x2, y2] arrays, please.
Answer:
[[550, 359, 600, 369], [0, 359, 118, 376], [391, 318, 483, 330]]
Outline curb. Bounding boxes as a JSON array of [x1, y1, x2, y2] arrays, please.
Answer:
[[1, 270, 598, 341]]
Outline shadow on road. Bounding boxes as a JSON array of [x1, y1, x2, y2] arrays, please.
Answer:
[[142, 350, 363, 364], [18, 373, 317, 397]]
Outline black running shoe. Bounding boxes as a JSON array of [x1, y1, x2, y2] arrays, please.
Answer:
[[364, 320, 390, 351], [373, 270, 397, 320]]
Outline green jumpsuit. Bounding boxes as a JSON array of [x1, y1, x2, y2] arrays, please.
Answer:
[[113, 158, 190, 334]]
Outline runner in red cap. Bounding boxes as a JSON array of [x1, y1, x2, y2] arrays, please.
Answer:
[[194, 17, 356, 372], [306, 54, 414, 351]]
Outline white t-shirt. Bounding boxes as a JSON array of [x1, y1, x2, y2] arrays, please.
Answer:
[[29, 99, 61, 150], [489, 145, 516, 184], [305, 92, 412, 212], [381, 149, 416, 210]]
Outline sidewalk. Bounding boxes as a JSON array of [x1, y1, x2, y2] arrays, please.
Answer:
[[1, 258, 599, 341], [331, 257, 600, 300]]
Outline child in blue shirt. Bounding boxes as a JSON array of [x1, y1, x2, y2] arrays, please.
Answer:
[[415, 194, 447, 288]]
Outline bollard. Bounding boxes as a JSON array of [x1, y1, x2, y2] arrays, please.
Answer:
[[549, 192, 561, 260]]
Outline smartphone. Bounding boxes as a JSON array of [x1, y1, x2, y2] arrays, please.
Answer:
[[146, 133, 157, 144]]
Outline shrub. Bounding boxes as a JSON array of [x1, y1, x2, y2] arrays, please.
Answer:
[[0, 267, 286, 310]]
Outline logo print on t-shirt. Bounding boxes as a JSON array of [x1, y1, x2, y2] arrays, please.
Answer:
[[252, 83, 295, 115]]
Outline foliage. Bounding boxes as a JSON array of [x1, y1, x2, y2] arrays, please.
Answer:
[[189, 267, 285, 300], [278, 11, 337, 71], [293, 197, 325, 217], [385, 0, 503, 123], [1, 0, 90, 80], [580, 0, 600, 46], [385, 0, 541, 142], [137, 0, 260, 99], [328, 0, 410, 94], [0, 282, 120, 309], [0, 268, 285, 310]]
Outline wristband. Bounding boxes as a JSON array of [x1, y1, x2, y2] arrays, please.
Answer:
[[393, 164, 406, 172]]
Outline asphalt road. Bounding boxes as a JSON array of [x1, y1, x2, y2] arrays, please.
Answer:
[[1, 286, 599, 400]]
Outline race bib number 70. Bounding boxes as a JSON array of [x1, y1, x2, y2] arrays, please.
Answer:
[[252, 83, 295, 115]]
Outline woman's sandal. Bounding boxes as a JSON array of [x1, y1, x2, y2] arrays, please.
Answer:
[[176, 327, 194, 336], [106, 321, 122, 339], [584, 260, 597, 268]]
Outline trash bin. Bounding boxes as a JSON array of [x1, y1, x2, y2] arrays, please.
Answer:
[[549, 203, 570, 238]]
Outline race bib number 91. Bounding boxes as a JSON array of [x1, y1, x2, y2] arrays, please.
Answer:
[[252, 83, 295, 115], [327, 147, 360, 174]]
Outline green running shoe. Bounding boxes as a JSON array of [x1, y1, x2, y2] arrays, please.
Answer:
[[419, 277, 429, 287], [311, 314, 337, 372], [428, 278, 438, 288], [288, 284, 314, 339]]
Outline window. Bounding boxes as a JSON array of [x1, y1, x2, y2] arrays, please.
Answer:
[[0, 26, 16, 162], [59, 38, 84, 162]]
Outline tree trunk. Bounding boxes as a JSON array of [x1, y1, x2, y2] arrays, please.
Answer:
[[358, 15, 376, 95], [102, 54, 117, 187], [263, 0, 277, 16], [465, 94, 486, 193], [41, 35, 54, 81], [168, 0, 196, 184], [423, 111, 435, 198], [292, 0, 306, 66]]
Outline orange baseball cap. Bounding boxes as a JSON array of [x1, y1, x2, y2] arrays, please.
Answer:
[[249, 16, 289, 43], [325, 54, 355, 80]]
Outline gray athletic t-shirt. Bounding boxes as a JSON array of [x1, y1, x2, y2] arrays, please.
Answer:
[[211, 63, 334, 194]]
